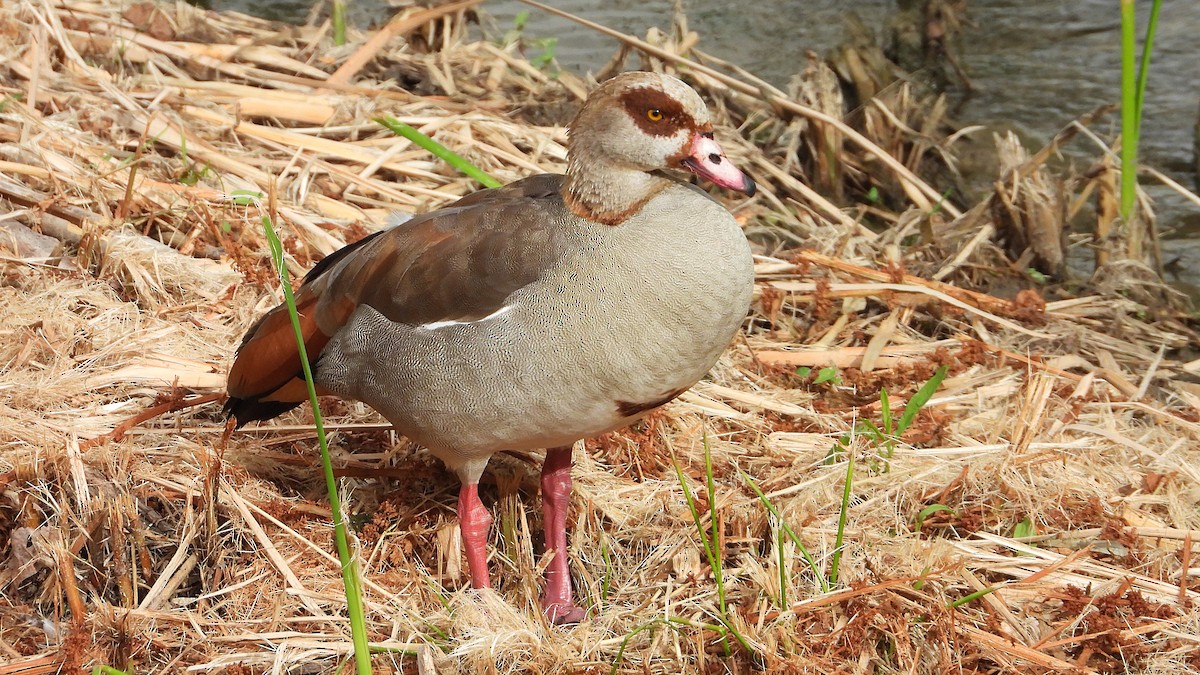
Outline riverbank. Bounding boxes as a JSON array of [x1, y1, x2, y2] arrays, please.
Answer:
[[220, 0, 1200, 298]]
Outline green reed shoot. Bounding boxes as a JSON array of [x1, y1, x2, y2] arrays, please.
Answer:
[[261, 214, 371, 675], [1119, 0, 1162, 229], [828, 435, 853, 586], [741, 472, 828, 593], [332, 0, 347, 46], [672, 435, 754, 655], [375, 115, 503, 189]]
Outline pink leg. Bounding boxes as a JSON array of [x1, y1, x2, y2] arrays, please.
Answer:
[[457, 482, 493, 589], [540, 446, 585, 624]]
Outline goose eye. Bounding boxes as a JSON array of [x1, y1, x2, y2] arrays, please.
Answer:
[[646, 108, 663, 122]]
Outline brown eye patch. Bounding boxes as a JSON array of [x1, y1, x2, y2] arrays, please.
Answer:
[[617, 87, 693, 137]]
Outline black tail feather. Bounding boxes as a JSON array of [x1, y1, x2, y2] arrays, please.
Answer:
[[223, 396, 303, 429]]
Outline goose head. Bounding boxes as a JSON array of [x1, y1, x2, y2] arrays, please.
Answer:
[[564, 71, 755, 224]]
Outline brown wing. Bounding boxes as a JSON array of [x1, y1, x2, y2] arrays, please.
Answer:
[[224, 174, 568, 426]]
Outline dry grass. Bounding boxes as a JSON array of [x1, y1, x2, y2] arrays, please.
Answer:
[[1, 1, 1199, 673]]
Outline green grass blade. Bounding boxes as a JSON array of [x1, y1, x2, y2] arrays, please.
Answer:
[[671, 445, 754, 656], [912, 503, 953, 533], [672, 461, 714, 567], [776, 524, 787, 608], [1013, 516, 1036, 539], [367, 643, 419, 655], [600, 534, 613, 603], [828, 440, 853, 586], [610, 620, 663, 675], [858, 418, 884, 442], [896, 365, 948, 435], [261, 215, 372, 675], [703, 433, 725, 617], [611, 618, 722, 675], [1119, 0, 1138, 221], [671, 456, 730, 655], [331, 0, 347, 46], [701, 434, 754, 655], [741, 472, 828, 593], [375, 115, 502, 189], [92, 667, 130, 675], [666, 615, 727, 632], [879, 388, 892, 437], [1134, 0, 1162, 136], [950, 585, 1000, 608]]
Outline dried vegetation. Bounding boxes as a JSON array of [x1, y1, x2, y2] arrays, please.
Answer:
[[1, 1, 1199, 673]]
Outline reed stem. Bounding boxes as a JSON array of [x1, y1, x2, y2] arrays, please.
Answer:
[[261, 214, 372, 675]]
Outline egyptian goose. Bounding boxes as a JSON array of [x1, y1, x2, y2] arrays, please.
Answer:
[[225, 71, 756, 624]]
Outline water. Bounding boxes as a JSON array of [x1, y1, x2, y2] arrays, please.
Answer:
[[215, 0, 1200, 291]]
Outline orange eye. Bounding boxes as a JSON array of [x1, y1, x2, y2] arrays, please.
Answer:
[[646, 108, 663, 122]]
